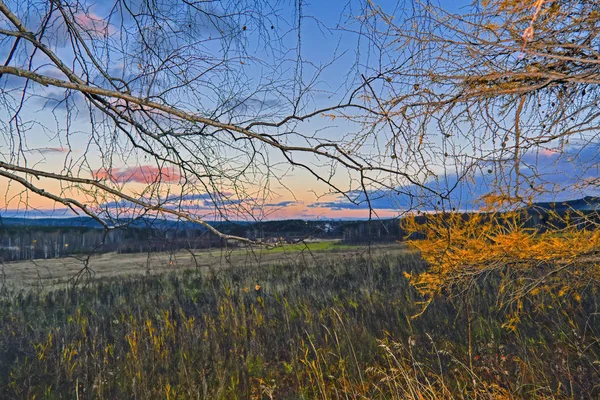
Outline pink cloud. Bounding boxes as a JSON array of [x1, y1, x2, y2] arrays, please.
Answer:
[[94, 165, 181, 184], [74, 12, 116, 36], [258, 202, 400, 220], [539, 148, 560, 157]]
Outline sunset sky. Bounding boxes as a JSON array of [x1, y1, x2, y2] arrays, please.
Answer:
[[1, 0, 597, 221]]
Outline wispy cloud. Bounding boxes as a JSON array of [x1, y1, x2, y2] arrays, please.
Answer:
[[308, 195, 408, 213], [97, 192, 250, 215], [264, 200, 299, 207], [25, 147, 70, 155], [74, 12, 116, 36], [94, 165, 181, 184]]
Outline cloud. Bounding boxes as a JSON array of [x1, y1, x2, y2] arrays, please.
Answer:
[[94, 165, 181, 184], [222, 95, 281, 119], [74, 12, 116, 36], [97, 199, 139, 209], [307, 182, 455, 212], [518, 144, 600, 198], [163, 192, 250, 206], [308, 191, 413, 212], [265, 200, 299, 207], [307, 143, 600, 213], [25, 147, 70, 155], [98, 191, 248, 212], [538, 148, 560, 157], [165, 193, 216, 203]]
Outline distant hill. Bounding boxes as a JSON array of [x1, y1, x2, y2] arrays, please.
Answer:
[[0, 215, 346, 236], [529, 196, 600, 212], [0, 216, 239, 231], [0, 216, 105, 229]]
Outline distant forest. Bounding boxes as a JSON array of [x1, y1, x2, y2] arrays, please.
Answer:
[[0, 218, 349, 261], [1, 196, 599, 261]]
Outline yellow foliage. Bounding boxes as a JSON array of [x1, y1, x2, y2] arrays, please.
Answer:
[[403, 204, 600, 302]]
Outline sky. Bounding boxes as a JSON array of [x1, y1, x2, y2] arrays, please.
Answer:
[[0, 0, 597, 221]]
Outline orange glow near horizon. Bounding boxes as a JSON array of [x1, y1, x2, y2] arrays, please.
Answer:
[[0, 176, 397, 220], [0, 178, 62, 210]]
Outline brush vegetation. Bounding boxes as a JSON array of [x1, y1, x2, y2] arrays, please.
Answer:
[[0, 251, 599, 399]]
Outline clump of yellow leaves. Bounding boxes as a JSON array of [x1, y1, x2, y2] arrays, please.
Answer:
[[403, 197, 600, 303]]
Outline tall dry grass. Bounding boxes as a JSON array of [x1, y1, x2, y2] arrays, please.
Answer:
[[0, 252, 598, 398]]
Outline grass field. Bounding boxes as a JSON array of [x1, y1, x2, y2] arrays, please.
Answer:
[[0, 241, 405, 288], [0, 249, 599, 398], [258, 240, 354, 253]]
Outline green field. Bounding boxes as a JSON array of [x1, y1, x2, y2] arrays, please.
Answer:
[[0, 251, 598, 399], [257, 240, 355, 253]]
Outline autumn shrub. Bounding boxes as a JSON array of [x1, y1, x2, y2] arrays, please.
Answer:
[[402, 196, 600, 328]]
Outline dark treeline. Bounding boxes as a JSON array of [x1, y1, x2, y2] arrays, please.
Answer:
[[0, 225, 222, 262], [229, 219, 340, 242], [0, 219, 346, 261], [341, 219, 403, 244], [2, 197, 599, 261]]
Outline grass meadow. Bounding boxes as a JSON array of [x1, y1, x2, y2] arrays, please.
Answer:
[[0, 251, 599, 399]]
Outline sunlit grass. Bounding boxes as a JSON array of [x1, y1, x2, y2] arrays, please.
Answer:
[[259, 240, 351, 253]]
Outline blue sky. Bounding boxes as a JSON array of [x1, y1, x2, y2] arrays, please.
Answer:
[[1, 0, 598, 221]]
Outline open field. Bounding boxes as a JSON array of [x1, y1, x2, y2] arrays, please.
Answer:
[[0, 241, 408, 288], [1, 252, 598, 399]]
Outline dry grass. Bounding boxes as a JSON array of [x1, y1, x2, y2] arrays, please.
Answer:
[[0, 252, 598, 398], [0, 242, 409, 288]]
